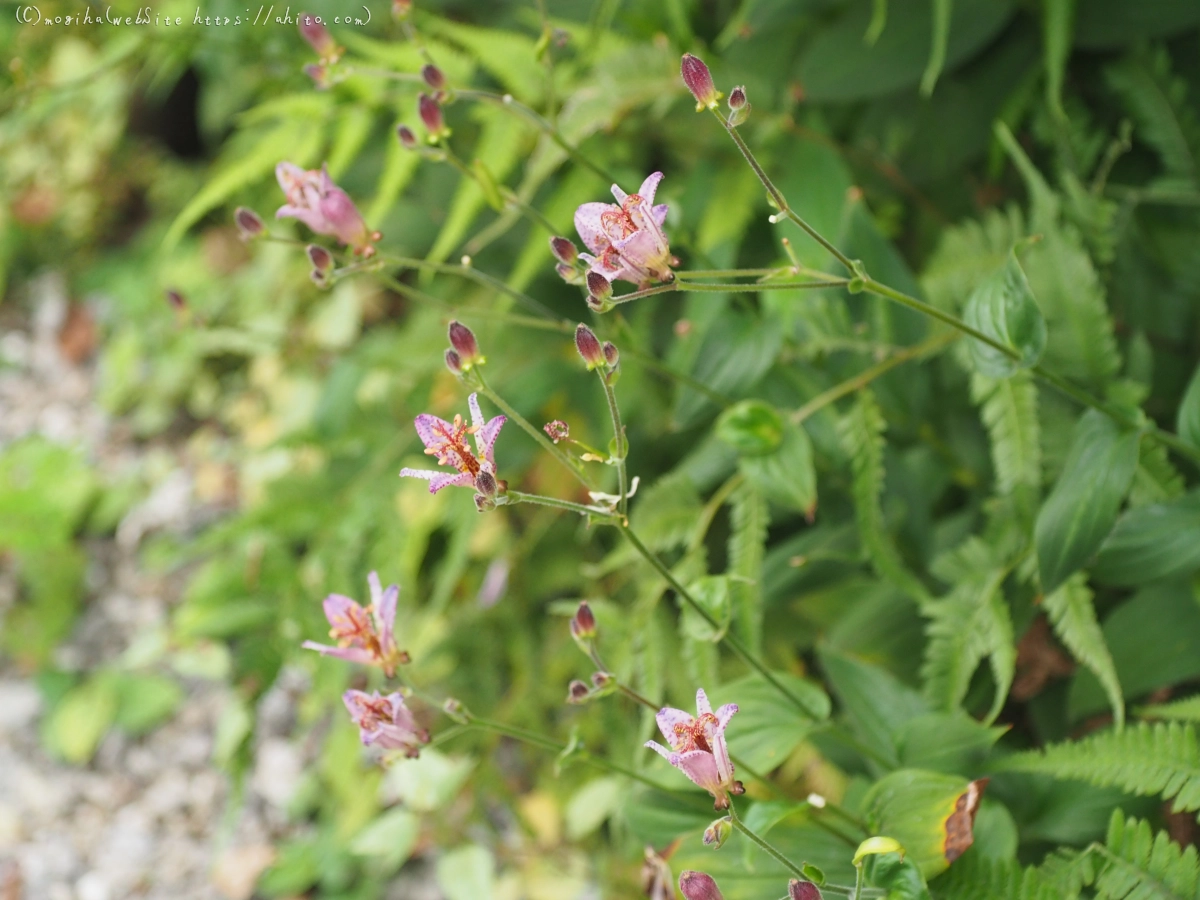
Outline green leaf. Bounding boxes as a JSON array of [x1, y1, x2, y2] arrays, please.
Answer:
[[44, 674, 119, 764], [258, 838, 320, 896], [728, 485, 768, 653], [1042, 0, 1075, 111], [630, 472, 703, 552], [1092, 810, 1200, 899], [740, 421, 817, 517], [349, 808, 420, 873], [680, 575, 732, 642], [566, 777, 623, 840], [717, 400, 785, 456], [1092, 490, 1200, 586], [971, 371, 1041, 521], [1139, 695, 1200, 723], [932, 854, 1059, 900], [998, 722, 1200, 813], [872, 852, 932, 900], [1043, 574, 1124, 728], [622, 785, 715, 848], [112, 673, 183, 736], [864, 770, 985, 878], [437, 845, 494, 900], [962, 248, 1047, 378], [380, 750, 473, 812], [1177, 363, 1200, 449], [1035, 410, 1140, 594], [674, 311, 783, 427], [718, 671, 831, 774], [895, 712, 1007, 776], [920, 0, 953, 96], [1105, 49, 1199, 181]]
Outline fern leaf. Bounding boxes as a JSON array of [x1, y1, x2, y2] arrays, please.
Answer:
[[728, 484, 768, 655], [932, 853, 1062, 900], [1105, 49, 1200, 182], [1139, 695, 1200, 723], [921, 538, 1014, 722], [1043, 573, 1124, 728], [998, 722, 1200, 813], [838, 390, 932, 606], [1094, 810, 1200, 899], [921, 207, 1022, 313], [1130, 441, 1186, 508], [971, 371, 1041, 514]]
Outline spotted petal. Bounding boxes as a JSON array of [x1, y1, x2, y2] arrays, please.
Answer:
[[655, 706, 696, 748], [672, 749, 723, 795], [302, 641, 375, 666], [714, 702, 738, 732], [644, 739, 675, 763], [638, 171, 664, 205], [574, 202, 615, 255], [399, 467, 474, 493]]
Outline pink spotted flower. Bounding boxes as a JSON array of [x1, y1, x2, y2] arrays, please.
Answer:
[[400, 393, 505, 494], [645, 688, 744, 809], [275, 162, 379, 257], [574, 172, 673, 286], [302, 572, 410, 676], [343, 689, 429, 757]]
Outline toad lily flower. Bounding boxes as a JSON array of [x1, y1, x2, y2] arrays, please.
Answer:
[[343, 689, 429, 757], [275, 162, 379, 257], [400, 393, 505, 494], [574, 172, 673, 286], [302, 572, 410, 676], [645, 688, 744, 809]]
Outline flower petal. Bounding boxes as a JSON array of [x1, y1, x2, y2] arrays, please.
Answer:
[[695, 688, 713, 717], [656, 706, 696, 747], [468, 392, 484, 430], [367, 572, 383, 608], [638, 172, 664, 205], [276, 204, 329, 235], [673, 749, 723, 794], [652, 203, 668, 226], [644, 740, 675, 762], [399, 467, 473, 493], [413, 414, 455, 451], [574, 203, 615, 255], [302, 641, 375, 665], [276, 161, 309, 195], [714, 703, 738, 731], [475, 415, 506, 460], [376, 583, 399, 638], [610, 181, 629, 204]]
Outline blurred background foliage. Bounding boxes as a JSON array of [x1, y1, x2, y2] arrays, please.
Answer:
[[3, 0, 1200, 897]]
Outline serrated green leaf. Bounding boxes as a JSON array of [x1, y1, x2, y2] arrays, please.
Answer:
[[1035, 410, 1140, 594], [728, 485, 768, 653], [718, 671, 831, 774], [717, 400, 785, 456], [1043, 574, 1123, 728]]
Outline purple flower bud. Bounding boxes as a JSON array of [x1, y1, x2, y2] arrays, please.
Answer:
[[421, 64, 446, 89], [789, 881, 823, 900], [602, 342, 619, 368], [586, 271, 613, 303], [474, 493, 494, 512], [448, 320, 480, 363], [543, 420, 570, 443], [550, 236, 578, 265], [728, 86, 746, 110], [392, 0, 412, 19], [303, 63, 329, 89], [702, 817, 732, 849], [298, 13, 338, 59], [590, 671, 613, 689], [567, 680, 591, 703], [679, 871, 724, 900], [235, 207, 264, 239], [681, 54, 719, 110], [445, 348, 463, 374], [556, 263, 580, 284], [306, 243, 333, 272], [419, 93, 445, 137], [164, 289, 186, 312], [397, 124, 418, 149], [586, 293, 609, 313], [310, 268, 330, 288], [575, 323, 605, 369], [475, 470, 498, 498], [570, 601, 596, 640]]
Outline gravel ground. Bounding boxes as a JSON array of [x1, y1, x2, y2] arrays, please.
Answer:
[[0, 276, 307, 900]]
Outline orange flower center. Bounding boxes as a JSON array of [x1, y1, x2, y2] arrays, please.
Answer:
[[672, 712, 719, 754], [424, 414, 482, 477]]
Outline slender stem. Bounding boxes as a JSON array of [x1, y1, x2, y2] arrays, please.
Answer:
[[598, 373, 628, 518], [676, 267, 789, 279], [617, 523, 824, 722], [608, 279, 849, 308], [727, 804, 806, 879], [852, 864, 865, 900], [375, 253, 558, 320], [474, 373, 595, 490], [507, 490, 615, 518], [792, 331, 959, 424]]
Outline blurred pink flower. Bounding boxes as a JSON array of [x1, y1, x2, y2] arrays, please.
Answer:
[[574, 172, 673, 286], [302, 572, 410, 676], [275, 162, 378, 256], [400, 393, 505, 493], [645, 688, 744, 809], [343, 689, 429, 756]]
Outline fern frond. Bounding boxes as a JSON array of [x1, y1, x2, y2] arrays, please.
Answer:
[[1139, 695, 1200, 723], [1130, 441, 1186, 508], [1094, 810, 1200, 899], [1040, 847, 1097, 898], [1043, 573, 1124, 728], [932, 853, 1063, 900], [838, 390, 932, 606], [971, 371, 1041, 514], [998, 722, 1200, 813], [728, 484, 768, 655], [921, 538, 1014, 722], [921, 207, 1023, 312], [1105, 49, 1200, 182]]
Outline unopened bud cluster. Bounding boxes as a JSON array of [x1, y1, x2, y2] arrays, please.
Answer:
[[575, 324, 620, 384], [307, 244, 334, 287], [550, 236, 586, 286], [680, 53, 749, 126], [444, 320, 486, 384]]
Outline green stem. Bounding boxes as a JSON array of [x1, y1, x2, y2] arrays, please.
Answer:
[[852, 864, 865, 900], [676, 267, 789, 279], [507, 490, 614, 518], [792, 331, 959, 424], [727, 804, 806, 879], [598, 373, 628, 518], [609, 278, 849, 307], [375, 253, 558, 320], [617, 523, 824, 722], [473, 374, 595, 490]]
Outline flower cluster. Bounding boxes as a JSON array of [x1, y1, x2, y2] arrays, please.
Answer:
[[342, 689, 429, 757]]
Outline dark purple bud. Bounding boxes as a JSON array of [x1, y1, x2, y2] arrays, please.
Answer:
[[235, 207, 264, 239], [421, 64, 446, 89], [728, 86, 746, 110], [164, 289, 186, 312], [681, 54, 719, 110], [567, 680, 590, 703], [306, 243, 333, 272], [570, 601, 596, 640], [543, 420, 570, 443], [419, 93, 445, 136], [586, 270, 613, 302], [445, 348, 463, 374], [448, 320, 480, 363], [550, 236, 578, 266], [397, 124, 418, 149], [475, 470, 498, 498], [298, 13, 337, 58], [590, 671, 613, 689], [585, 293, 609, 313], [575, 323, 604, 369], [679, 871, 724, 900], [602, 342, 619, 367], [788, 881, 823, 900]]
